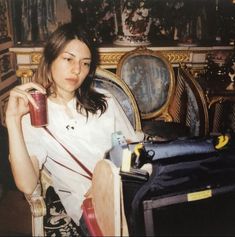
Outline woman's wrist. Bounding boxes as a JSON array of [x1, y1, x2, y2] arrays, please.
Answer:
[[5, 115, 22, 128]]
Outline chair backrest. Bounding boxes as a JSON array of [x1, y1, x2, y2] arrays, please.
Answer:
[[94, 67, 142, 132], [169, 65, 209, 136], [25, 67, 142, 236], [116, 46, 176, 122]]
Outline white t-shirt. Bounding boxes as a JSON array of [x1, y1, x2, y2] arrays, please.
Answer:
[[21, 90, 143, 225]]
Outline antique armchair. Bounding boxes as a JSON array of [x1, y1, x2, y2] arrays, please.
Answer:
[[116, 46, 209, 139], [169, 65, 209, 136], [23, 67, 143, 236]]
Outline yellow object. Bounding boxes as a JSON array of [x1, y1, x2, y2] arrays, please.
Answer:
[[121, 149, 132, 172], [215, 135, 229, 149], [187, 190, 212, 202], [133, 143, 143, 157]]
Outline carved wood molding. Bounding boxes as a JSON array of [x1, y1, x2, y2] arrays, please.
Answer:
[[27, 51, 191, 68], [99, 50, 190, 68], [31, 53, 42, 64], [16, 69, 33, 78], [162, 51, 190, 64], [10, 46, 234, 71], [99, 52, 124, 68], [16, 69, 33, 84]]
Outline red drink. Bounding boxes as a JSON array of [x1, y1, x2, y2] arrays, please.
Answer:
[[29, 91, 48, 127]]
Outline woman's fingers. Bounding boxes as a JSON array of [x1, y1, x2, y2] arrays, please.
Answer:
[[17, 82, 46, 94], [13, 87, 38, 109], [12, 82, 47, 109]]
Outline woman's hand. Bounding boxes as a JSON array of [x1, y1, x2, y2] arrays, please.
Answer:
[[6, 82, 46, 122]]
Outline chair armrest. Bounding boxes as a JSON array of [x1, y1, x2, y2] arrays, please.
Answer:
[[25, 183, 46, 236], [25, 183, 47, 217]]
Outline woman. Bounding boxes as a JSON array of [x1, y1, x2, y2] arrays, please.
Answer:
[[6, 23, 143, 235]]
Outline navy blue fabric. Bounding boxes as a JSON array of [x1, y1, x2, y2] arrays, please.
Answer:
[[122, 135, 235, 236]]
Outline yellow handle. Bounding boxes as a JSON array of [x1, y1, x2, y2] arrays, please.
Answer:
[[133, 143, 143, 157], [215, 135, 229, 149]]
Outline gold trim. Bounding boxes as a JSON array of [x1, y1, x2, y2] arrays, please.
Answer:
[[161, 111, 173, 122], [99, 50, 191, 68], [31, 53, 42, 64], [16, 69, 33, 78], [99, 52, 124, 68], [16, 69, 34, 84], [207, 97, 224, 109], [10, 47, 234, 71], [162, 51, 190, 63]]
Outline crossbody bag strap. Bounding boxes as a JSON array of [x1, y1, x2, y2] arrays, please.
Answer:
[[43, 127, 93, 179]]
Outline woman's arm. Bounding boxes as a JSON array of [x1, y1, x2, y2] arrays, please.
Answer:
[[5, 82, 46, 194]]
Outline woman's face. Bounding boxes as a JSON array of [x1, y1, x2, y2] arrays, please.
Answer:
[[51, 39, 91, 99]]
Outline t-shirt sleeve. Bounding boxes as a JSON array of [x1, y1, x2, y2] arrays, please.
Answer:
[[21, 115, 47, 169]]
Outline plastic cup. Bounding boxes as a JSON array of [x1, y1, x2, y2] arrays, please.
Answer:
[[29, 91, 48, 127]]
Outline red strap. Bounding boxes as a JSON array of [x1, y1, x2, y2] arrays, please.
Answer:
[[44, 127, 93, 179], [47, 155, 92, 180]]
